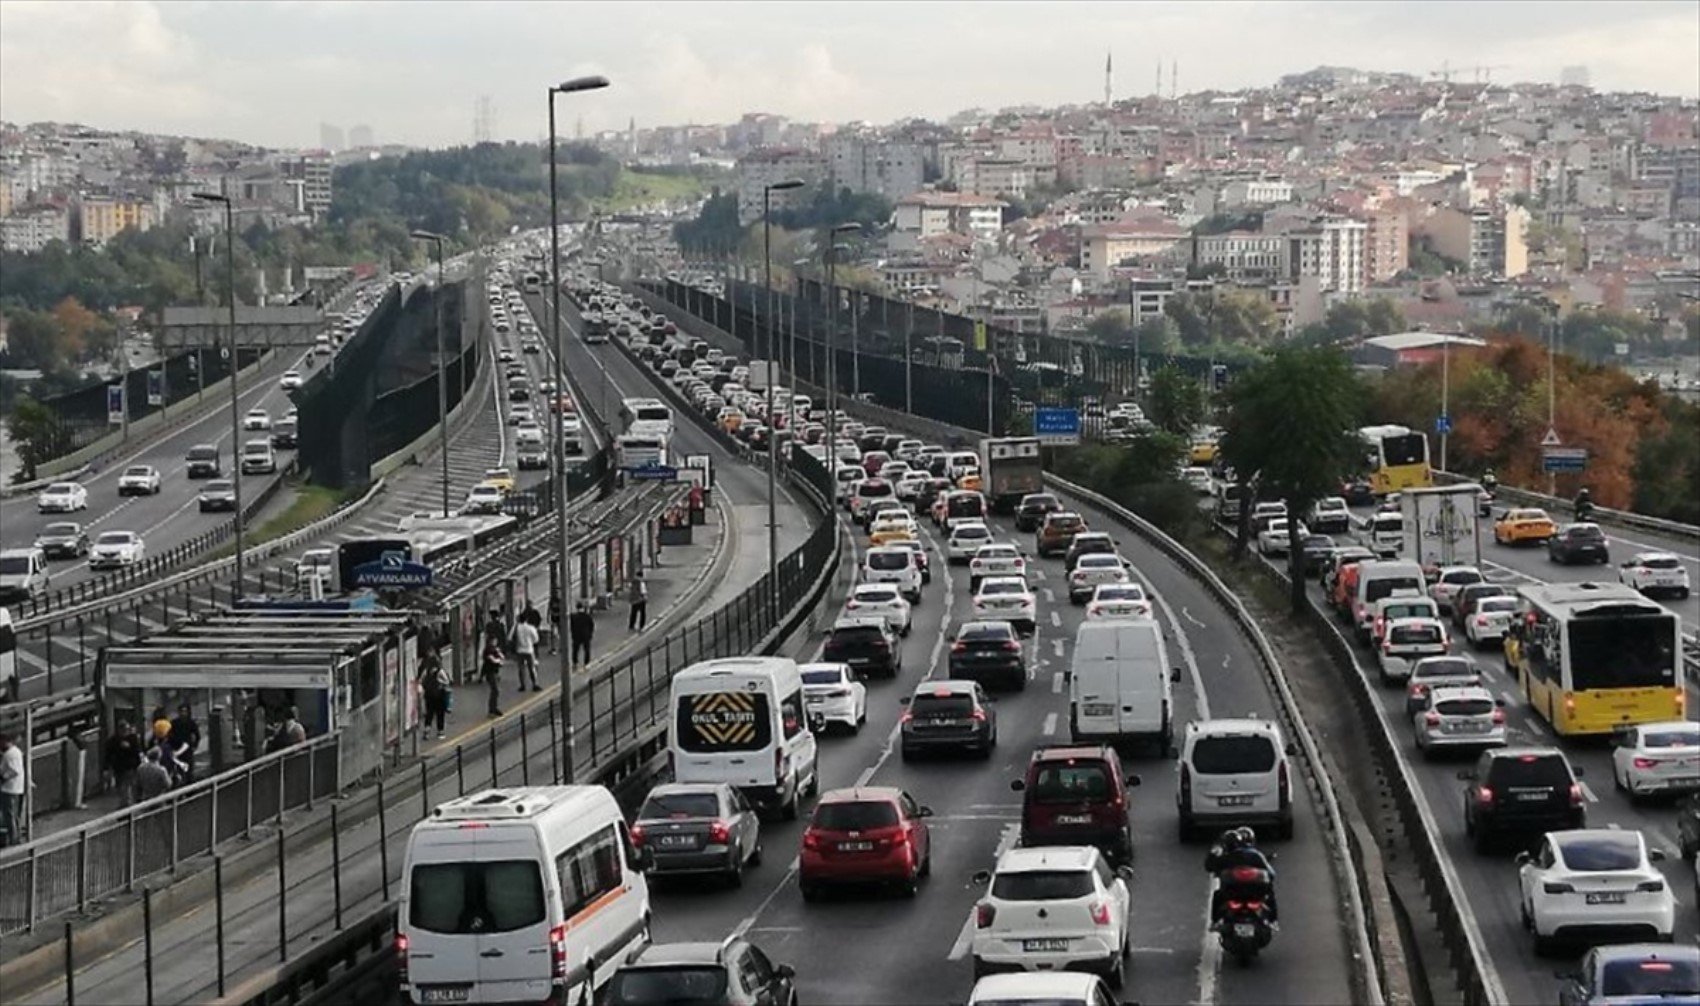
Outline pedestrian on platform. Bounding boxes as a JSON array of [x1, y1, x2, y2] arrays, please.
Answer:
[[170, 704, 201, 784], [514, 616, 541, 692], [547, 590, 563, 654], [421, 652, 451, 739], [106, 720, 143, 807], [628, 571, 648, 631], [267, 706, 307, 753], [135, 748, 172, 802], [0, 732, 24, 848], [481, 637, 505, 717], [570, 602, 595, 667]]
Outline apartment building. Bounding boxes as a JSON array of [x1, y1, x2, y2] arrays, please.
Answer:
[[283, 153, 333, 219], [823, 134, 924, 201], [77, 196, 155, 246], [1, 205, 71, 252], [892, 192, 1006, 242], [1362, 204, 1410, 283], [1219, 177, 1294, 208], [1425, 204, 1530, 278], [956, 157, 1033, 198], [735, 147, 826, 224], [1281, 215, 1367, 294], [1194, 230, 1289, 281], [1080, 213, 1187, 279]]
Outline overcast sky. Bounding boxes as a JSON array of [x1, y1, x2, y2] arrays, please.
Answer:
[[2, 1, 1696, 150]]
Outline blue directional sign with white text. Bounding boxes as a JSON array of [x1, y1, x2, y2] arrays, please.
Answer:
[[1033, 407, 1081, 446], [1435, 414, 1451, 435], [1541, 447, 1587, 473], [627, 460, 679, 481], [350, 550, 433, 589]]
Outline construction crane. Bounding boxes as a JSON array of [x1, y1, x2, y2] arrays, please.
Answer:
[[1473, 64, 1510, 84]]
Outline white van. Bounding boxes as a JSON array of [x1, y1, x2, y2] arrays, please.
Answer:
[[1352, 560, 1428, 641], [313, 333, 332, 356], [0, 548, 50, 604], [1177, 718, 1296, 840], [1361, 510, 1404, 558], [1068, 620, 1181, 752], [398, 786, 652, 1005], [669, 657, 819, 819]]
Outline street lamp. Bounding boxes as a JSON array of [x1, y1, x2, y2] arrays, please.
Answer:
[[409, 230, 452, 516], [823, 223, 860, 471], [548, 73, 609, 786], [762, 179, 803, 594], [192, 191, 247, 594]]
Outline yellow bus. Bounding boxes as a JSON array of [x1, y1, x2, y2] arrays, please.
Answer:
[[1507, 582, 1684, 737], [1358, 424, 1433, 495]]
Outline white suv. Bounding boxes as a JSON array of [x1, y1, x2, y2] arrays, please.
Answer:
[[862, 546, 923, 602], [1177, 718, 1295, 841], [970, 845, 1132, 988]]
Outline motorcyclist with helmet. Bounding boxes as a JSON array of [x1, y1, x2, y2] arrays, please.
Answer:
[[1480, 469, 1497, 493], [1574, 486, 1594, 520], [1204, 827, 1277, 929]]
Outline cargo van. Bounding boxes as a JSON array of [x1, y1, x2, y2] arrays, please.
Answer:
[[0, 548, 49, 605], [1352, 560, 1427, 641], [669, 657, 820, 819], [1068, 619, 1182, 752], [1362, 510, 1404, 558], [397, 786, 652, 1006]]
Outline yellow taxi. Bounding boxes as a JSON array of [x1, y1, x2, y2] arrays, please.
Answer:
[[868, 515, 919, 547], [956, 469, 984, 493], [1189, 438, 1218, 465], [1493, 507, 1556, 546], [718, 408, 745, 434], [482, 467, 516, 494]]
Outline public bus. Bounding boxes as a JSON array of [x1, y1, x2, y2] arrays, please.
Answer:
[[619, 397, 673, 433], [1506, 582, 1684, 737], [1358, 424, 1433, 495], [616, 432, 669, 471]]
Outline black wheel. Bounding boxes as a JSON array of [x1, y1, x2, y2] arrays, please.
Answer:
[[1277, 815, 1295, 841], [1105, 950, 1126, 988], [900, 745, 915, 763], [801, 882, 820, 903], [727, 857, 744, 888], [750, 841, 763, 867], [919, 849, 932, 878]]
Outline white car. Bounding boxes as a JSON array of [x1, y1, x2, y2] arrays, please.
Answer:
[[972, 576, 1037, 634], [969, 543, 1028, 587], [970, 845, 1132, 988], [799, 662, 867, 732], [844, 583, 912, 636], [1377, 617, 1449, 684], [243, 408, 271, 431], [1517, 829, 1675, 955], [1068, 553, 1130, 604], [279, 370, 304, 390], [1180, 466, 1213, 494], [508, 403, 534, 426], [117, 465, 162, 496], [1462, 596, 1518, 648], [1411, 685, 1505, 757], [1428, 566, 1484, 614], [462, 482, 506, 515], [947, 521, 994, 564], [296, 547, 335, 590], [1617, 552, 1691, 600], [36, 482, 88, 513], [89, 530, 145, 570], [1610, 721, 1700, 798], [1308, 496, 1351, 532], [893, 471, 931, 502], [1257, 518, 1306, 556], [862, 546, 923, 602], [1085, 583, 1152, 621], [966, 972, 1119, 1006]]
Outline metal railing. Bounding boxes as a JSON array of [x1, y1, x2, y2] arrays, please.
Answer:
[[1432, 469, 1698, 543]]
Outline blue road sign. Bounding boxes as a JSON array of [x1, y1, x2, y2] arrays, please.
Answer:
[[627, 460, 679, 481], [350, 549, 433, 588], [1541, 447, 1587, 473], [1033, 407, 1081, 445], [1435, 414, 1451, 435]]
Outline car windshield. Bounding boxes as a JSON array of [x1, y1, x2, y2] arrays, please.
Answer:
[[1558, 834, 1643, 871], [959, 623, 1014, 642], [911, 694, 974, 717], [978, 547, 1018, 560], [1097, 585, 1145, 601], [829, 625, 886, 646], [48, 484, 77, 494], [868, 551, 909, 571], [980, 581, 1025, 597], [801, 669, 845, 686], [1031, 763, 1111, 803], [124, 467, 150, 476], [991, 870, 1096, 901], [1190, 736, 1277, 774], [954, 527, 989, 541], [1477, 598, 1517, 614], [1638, 556, 1682, 570], [1434, 697, 1495, 717], [858, 483, 892, 498], [1567, 613, 1677, 691], [639, 791, 720, 819], [1442, 570, 1484, 585], [1048, 516, 1082, 530], [1079, 556, 1120, 569], [205, 481, 233, 492], [1645, 726, 1700, 748], [1021, 496, 1058, 510], [44, 523, 78, 535], [1390, 624, 1443, 645], [96, 533, 132, 546], [812, 801, 898, 831], [1564, 525, 1605, 541], [1366, 577, 1423, 604], [855, 588, 899, 603], [1414, 658, 1474, 679], [1599, 958, 1700, 997], [0, 556, 28, 574], [1487, 754, 1573, 787], [408, 860, 544, 934], [603, 967, 731, 1005]]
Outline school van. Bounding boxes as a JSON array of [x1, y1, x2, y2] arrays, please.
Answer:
[[1351, 560, 1428, 642], [669, 657, 820, 819], [1068, 619, 1181, 752], [398, 786, 652, 1006]]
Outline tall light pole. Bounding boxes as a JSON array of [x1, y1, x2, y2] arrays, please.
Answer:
[[409, 230, 452, 516], [548, 73, 609, 786], [763, 179, 803, 592], [823, 223, 859, 466], [192, 192, 247, 593]]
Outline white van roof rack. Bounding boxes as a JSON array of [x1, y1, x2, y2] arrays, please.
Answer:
[[432, 787, 573, 820]]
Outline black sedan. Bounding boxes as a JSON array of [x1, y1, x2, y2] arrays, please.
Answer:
[[33, 521, 89, 559], [947, 620, 1027, 691], [1341, 478, 1376, 507], [822, 616, 902, 678], [1014, 492, 1062, 532], [1298, 534, 1337, 574], [899, 680, 997, 760], [1548, 523, 1609, 565]]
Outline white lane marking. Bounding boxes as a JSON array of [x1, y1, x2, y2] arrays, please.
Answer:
[[1052, 672, 1065, 694], [1607, 822, 1622, 829], [1049, 611, 1062, 628], [948, 822, 1021, 961], [1052, 639, 1065, 658], [1042, 587, 1056, 604], [1042, 712, 1058, 736], [1578, 780, 1599, 803], [1152, 590, 1212, 720], [1197, 894, 1222, 1006], [732, 855, 803, 939], [1499, 691, 1518, 708], [1179, 605, 1207, 629], [1032, 569, 1046, 581]]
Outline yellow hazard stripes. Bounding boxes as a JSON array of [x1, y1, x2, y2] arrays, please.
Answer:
[[688, 692, 759, 746]]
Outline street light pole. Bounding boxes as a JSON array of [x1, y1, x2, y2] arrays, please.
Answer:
[[762, 179, 803, 594], [409, 231, 451, 516], [822, 223, 858, 462], [193, 192, 246, 593], [1440, 333, 1450, 474], [547, 74, 609, 786]]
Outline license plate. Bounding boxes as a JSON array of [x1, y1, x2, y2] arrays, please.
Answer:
[[1585, 892, 1626, 905], [419, 988, 472, 1004], [924, 719, 963, 728], [655, 834, 696, 848], [838, 841, 873, 852], [1082, 703, 1115, 716], [806, 697, 824, 705], [1515, 792, 1549, 802], [1022, 938, 1070, 953], [1233, 923, 1257, 938], [1055, 814, 1092, 824], [1217, 795, 1254, 807]]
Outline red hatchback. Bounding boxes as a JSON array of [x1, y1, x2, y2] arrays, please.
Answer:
[[799, 787, 933, 899], [861, 450, 892, 478]]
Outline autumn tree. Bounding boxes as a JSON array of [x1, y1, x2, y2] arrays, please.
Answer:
[[5, 397, 71, 482], [1146, 365, 1206, 436]]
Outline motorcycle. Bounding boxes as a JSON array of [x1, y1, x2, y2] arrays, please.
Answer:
[[1575, 499, 1596, 522], [1214, 865, 1276, 965], [1477, 487, 1495, 519]]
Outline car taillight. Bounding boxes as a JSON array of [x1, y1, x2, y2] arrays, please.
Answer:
[[1225, 899, 1244, 912], [1474, 616, 1488, 627], [1374, 615, 1385, 637], [1424, 712, 1441, 726], [1245, 900, 1264, 913], [1631, 756, 1660, 771], [970, 709, 987, 722], [1409, 683, 1428, 698], [1476, 786, 1494, 806], [1491, 710, 1505, 725], [1381, 639, 1393, 655], [395, 933, 410, 985], [803, 830, 823, 851], [976, 902, 996, 928], [1086, 604, 1101, 616], [1002, 641, 1021, 652], [1569, 783, 1583, 807], [708, 820, 732, 844], [1542, 881, 1574, 894], [629, 824, 647, 846], [951, 642, 967, 653], [899, 711, 913, 724], [1089, 900, 1112, 926], [1635, 879, 1666, 892], [549, 923, 568, 981]]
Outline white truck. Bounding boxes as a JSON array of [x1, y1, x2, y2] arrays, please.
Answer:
[[978, 436, 1045, 514], [1399, 485, 1482, 574], [747, 359, 777, 392]]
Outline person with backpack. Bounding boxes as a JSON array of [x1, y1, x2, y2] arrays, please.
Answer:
[[480, 637, 505, 718], [420, 652, 452, 740], [627, 570, 648, 631]]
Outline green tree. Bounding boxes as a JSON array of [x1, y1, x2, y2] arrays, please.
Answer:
[[1164, 292, 1210, 346], [1219, 346, 1365, 610], [1131, 316, 1178, 356], [1084, 310, 1131, 343], [1494, 303, 1550, 338], [1, 309, 67, 371], [5, 396, 71, 482], [1146, 365, 1206, 436], [1212, 289, 1279, 344]]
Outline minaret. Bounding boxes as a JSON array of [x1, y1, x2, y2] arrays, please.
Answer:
[[1155, 61, 1162, 97], [1104, 50, 1112, 105], [1170, 60, 1178, 99]]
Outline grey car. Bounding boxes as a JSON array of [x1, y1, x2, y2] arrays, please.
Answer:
[[1556, 942, 1698, 1005], [34, 522, 89, 560], [198, 480, 238, 513], [632, 782, 763, 885]]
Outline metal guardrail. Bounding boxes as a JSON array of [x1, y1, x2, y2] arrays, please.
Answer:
[[1433, 469, 1699, 543]]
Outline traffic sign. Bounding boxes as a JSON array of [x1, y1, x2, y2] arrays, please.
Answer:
[[1434, 414, 1451, 435], [1540, 427, 1562, 447], [626, 460, 679, 481], [1033, 407, 1081, 446], [1541, 447, 1587, 473], [106, 384, 124, 425], [350, 550, 433, 589]]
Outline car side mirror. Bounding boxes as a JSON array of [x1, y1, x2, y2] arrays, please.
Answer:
[[1456, 769, 1475, 781], [1553, 970, 1578, 983], [808, 712, 827, 734], [1285, 743, 1298, 757], [1571, 766, 1584, 778], [1010, 779, 1026, 792], [1514, 851, 1532, 867], [1117, 865, 1136, 883], [1125, 774, 1142, 787], [634, 846, 656, 872], [917, 806, 934, 818], [1494, 698, 1505, 707], [1171, 667, 1183, 683], [1649, 848, 1666, 862], [971, 869, 992, 886], [898, 695, 911, 706]]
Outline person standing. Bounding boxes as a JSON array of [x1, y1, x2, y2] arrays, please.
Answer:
[[420, 652, 451, 740], [514, 616, 541, 692], [481, 637, 505, 717], [135, 748, 172, 802], [267, 706, 307, 753], [521, 601, 548, 656], [105, 720, 143, 807], [547, 590, 563, 654], [627, 571, 648, 631], [569, 601, 595, 668], [169, 704, 201, 784], [0, 733, 24, 848]]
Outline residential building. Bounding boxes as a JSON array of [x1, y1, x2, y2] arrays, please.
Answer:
[[1194, 230, 1289, 281], [283, 153, 333, 219], [1283, 215, 1367, 294], [1, 205, 71, 252], [892, 191, 1006, 242], [77, 196, 155, 246], [1220, 177, 1293, 208], [1424, 204, 1529, 278], [955, 157, 1032, 198], [735, 147, 826, 224], [1080, 213, 1187, 279], [823, 134, 923, 200]]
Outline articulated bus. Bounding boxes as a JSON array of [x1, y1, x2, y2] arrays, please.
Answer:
[[1358, 424, 1433, 496], [616, 433, 669, 471], [1506, 582, 1684, 736]]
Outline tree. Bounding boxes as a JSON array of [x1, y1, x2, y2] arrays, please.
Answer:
[[1212, 289, 1280, 344], [1164, 292, 1210, 346], [5, 396, 71, 482], [1084, 310, 1131, 343], [1146, 365, 1206, 436], [1219, 346, 1365, 611], [1, 309, 67, 372]]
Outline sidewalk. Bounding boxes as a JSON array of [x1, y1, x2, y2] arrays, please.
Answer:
[[6, 502, 736, 1006]]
